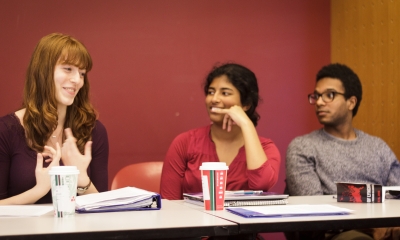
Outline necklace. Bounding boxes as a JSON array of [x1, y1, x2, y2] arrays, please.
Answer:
[[48, 127, 63, 149]]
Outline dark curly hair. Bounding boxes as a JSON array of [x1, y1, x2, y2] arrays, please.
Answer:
[[316, 63, 362, 117], [203, 63, 260, 126]]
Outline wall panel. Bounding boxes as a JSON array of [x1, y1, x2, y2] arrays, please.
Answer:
[[331, 0, 400, 158]]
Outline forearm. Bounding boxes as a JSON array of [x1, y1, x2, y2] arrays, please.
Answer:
[[247, 163, 279, 191], [0, 186, 48, 205], [160, 163, 184, 200], [241, 123, 267, 170], [286, 154, 322, 195]]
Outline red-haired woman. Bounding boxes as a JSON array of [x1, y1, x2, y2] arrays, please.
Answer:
[[0, 33, 108, 204]]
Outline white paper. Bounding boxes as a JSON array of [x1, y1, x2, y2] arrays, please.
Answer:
[[0, 205, 53, 217], [237, 204, 353, 216], [75, 187, 157, 210]]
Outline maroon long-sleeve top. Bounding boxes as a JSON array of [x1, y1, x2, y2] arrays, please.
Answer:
[[0, 113, 109, 203]]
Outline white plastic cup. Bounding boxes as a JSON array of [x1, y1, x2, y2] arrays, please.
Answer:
[[48, 166, 80, 217], [199, 162, 229, 210]]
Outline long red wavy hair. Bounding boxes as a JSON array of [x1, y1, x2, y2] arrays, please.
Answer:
[[22, 33, 97, 154]]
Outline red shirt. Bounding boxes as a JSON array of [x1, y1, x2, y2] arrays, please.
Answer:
[[160, 125, 281, 200]]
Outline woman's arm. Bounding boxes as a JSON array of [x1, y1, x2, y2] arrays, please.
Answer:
[[160, 133, 190, 200], [211, 106, 267, 169], [211, 106, 281, 191], [61, 128, 99, 195], [0, 146, 61, 205], [246, 139, 281, 191]]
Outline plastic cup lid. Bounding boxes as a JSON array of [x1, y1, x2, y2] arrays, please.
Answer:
[[199, 162, 229, 170], [48, 166, 80, 175]]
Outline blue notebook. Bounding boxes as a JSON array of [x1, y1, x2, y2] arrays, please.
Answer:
[[75, 187, 161, 213], [226, 204, 353, 218]]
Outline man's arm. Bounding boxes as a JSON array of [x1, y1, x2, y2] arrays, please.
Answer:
[[285, 137, 324, 196], [379, 140, 400, 186]]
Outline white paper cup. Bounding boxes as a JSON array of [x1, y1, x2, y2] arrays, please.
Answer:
[[199, 162, 229, 210], [49, 166, 80, 217]]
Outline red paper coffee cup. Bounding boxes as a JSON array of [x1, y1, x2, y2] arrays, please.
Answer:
[[200, 162, 228, 210]]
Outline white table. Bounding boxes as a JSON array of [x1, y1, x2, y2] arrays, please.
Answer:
[[177, 195, 400, 236], [0, 200, 238, 240]]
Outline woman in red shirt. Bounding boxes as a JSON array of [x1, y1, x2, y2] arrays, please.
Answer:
[[161, 63, 281, 200]]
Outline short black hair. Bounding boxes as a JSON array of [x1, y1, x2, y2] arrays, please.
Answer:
[[316, 63, 362, 117], [203, 63, 260, 126]]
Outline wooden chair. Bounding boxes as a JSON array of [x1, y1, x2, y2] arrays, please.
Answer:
[[111, 161, 164, 193]]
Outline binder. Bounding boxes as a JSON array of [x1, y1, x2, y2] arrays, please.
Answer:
[[226, 204, 354, 218], [183, 192, 288, 207], [75, 187, 161, 213]]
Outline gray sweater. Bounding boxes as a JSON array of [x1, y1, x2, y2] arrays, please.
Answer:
[[286, 129, 400, 196]]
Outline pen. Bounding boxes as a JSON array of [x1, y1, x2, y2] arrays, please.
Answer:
[[226, 190, 263, 194]]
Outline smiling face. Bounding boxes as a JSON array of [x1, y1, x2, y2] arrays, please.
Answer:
[[53, 62, 86, 108], [314, 77, 356, 127], [205, 75, 245, 123]]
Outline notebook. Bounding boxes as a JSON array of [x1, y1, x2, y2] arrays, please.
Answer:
[[183, 191, 288, 207]]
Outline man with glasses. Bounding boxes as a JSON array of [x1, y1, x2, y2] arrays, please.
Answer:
[[285, 63, 400, 240]]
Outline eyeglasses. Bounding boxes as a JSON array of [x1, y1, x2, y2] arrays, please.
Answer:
[[308, 91, 345, 104]]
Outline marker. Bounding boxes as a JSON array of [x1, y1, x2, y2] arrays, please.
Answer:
[[226, 190, 263, 195]]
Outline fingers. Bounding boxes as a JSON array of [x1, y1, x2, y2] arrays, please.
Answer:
[[50, 142, 61, 167], [55, 142, 61, 160], [36, 153, 44, 169], [222, 114, 229, 130], [43, 144, 61, 167], [84, 141, 92, 159], [43, 145, 56, 154], [222, 114, 236, 132], [64, 128, 77, 142], [227, 118, 233, 132], [49, 145, 60, 167]]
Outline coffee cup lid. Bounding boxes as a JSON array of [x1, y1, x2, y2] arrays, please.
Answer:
[[48, 166, 80, 175], [199, 162, 229, 170]]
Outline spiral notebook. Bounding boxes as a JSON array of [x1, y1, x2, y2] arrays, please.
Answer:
[[183, 192, 288, 207]]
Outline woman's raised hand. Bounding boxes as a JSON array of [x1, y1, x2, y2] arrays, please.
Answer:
[[35, 142, 61, 193], [211, 105, 252, 132], [61, 128, 92, 186]]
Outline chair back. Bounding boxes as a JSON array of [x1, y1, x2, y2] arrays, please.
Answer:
[[111, 161, 164, 193]]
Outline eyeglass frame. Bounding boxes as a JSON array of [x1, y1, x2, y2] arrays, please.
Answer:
[[308, 90, 346, 105]]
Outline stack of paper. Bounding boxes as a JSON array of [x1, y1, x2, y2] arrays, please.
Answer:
[[75, 187, 161, 213]]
